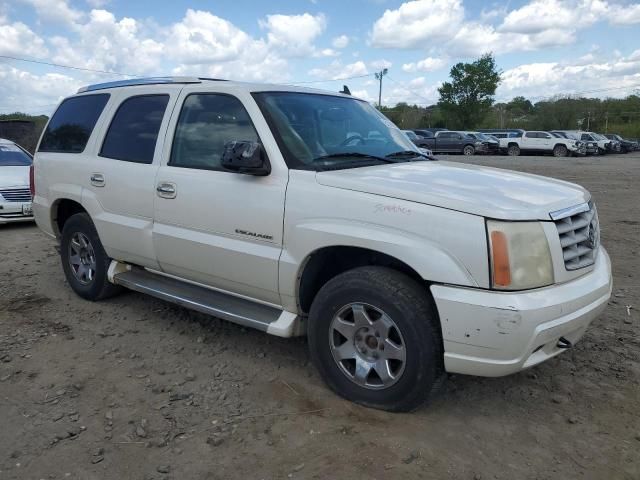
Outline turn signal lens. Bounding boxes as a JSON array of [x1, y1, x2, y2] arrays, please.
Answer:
[[490, 230, 511, 287]]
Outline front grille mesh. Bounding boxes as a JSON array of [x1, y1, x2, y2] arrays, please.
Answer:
[[0, 188, 31, 202], [553, 202, 600, 270]]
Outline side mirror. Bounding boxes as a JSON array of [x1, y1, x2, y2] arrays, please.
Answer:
[[221, 141, 271, 176]]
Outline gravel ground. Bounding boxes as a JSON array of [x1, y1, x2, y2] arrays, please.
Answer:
[[1, 153, 639, 480]]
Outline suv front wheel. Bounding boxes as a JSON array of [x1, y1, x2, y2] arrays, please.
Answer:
[[308, 266, 444, 412], [60, 213, 122, 301]]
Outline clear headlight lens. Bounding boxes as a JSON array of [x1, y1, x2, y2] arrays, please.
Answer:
[[487, 220, 554, 290]]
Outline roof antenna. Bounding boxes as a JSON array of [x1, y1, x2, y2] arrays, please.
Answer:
[[340, 85, 351, 95]]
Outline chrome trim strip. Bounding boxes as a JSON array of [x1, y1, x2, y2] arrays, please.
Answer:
[[77, 76, 203, 93], [549, 202, 590, 221]]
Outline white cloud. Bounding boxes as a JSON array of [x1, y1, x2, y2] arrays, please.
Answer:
[[370, 59, 392, 70], [498, 50, 640, 100], [260, 13, 326, 57], [370, 0, 640, 56], [332, 34, 349, 48], [0, 20, 47, 57], [166, 9, 256, 65], [51, 9, 163, 75], [370, 0, 465, 48], [0, 65, 80, 114], [19, 0, 82, 26], [402, 57, 446, 73], [309, 60, 368, 80]]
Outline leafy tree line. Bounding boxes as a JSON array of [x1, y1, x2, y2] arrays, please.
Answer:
[[0, 113, 49, 152], [380, 53, 640, 138]]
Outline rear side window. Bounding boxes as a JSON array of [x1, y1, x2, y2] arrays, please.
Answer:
[[100, 95, 170, 164], [0, 143, 32, 166], [170, 94, 259, 171], [38, 94, 110, 153]]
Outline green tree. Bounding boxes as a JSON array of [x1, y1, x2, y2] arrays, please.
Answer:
[[437, 53, 501, 129]]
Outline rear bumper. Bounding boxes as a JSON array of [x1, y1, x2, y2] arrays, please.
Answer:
[[0, 200, 34, 224], [430, 247, 612, 377]]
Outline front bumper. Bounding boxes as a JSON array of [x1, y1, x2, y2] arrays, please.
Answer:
[[431, 247, 612, 377], [0, 200, 34, 224]]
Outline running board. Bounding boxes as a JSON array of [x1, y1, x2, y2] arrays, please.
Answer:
[[109, 263, 302, 337]]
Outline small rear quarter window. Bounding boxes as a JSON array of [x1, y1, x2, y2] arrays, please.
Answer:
[[38, 94, 110, 153]]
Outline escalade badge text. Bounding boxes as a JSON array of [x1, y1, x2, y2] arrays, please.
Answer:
[[235, 229, 273, 241]]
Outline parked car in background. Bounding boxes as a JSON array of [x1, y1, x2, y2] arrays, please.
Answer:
[[593, 133, 619, 153], [604, 134, 638, 153], [420, 130, 481, 155], [499, 130, 585, 157], [461, 131, 499, 154], [552, 131, 599, 155], [402, 130, 434, 157], [412, 128, 448, 136], [559, 131, 611, 155], [478, 129, 524, 139], [33, 77, 612, 411], [0, 138, 34, 225]]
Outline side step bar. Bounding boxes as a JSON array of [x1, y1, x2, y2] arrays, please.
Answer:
[[108, 262, 302, 337]]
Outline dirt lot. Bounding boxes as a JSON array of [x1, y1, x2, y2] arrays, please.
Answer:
[[1, 153, 639, 480]]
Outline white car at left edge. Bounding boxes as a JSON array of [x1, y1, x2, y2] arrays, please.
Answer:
[[0, 138, 34, 224]]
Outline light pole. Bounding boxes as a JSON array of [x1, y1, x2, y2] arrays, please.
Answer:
[[375, 68, 388, 108]]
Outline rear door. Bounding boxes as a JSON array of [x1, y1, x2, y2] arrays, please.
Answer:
[[83, 87, 177, 268], [152, 87, 288, 305], [522, 131, 539, 151]]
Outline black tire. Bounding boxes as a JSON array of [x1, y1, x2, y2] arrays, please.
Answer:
[[553, 145, 568, 157], [462, 145, 475, 156], [507, 144, 520, 156], [60, 213, 122, 301], [308, 266, 444, 412]]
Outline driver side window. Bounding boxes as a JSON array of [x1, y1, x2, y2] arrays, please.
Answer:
[[170, 94, 259, 171]]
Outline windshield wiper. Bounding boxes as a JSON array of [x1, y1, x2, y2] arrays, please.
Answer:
[[385, 150, 434, 160], [312, 152, 398, 164]]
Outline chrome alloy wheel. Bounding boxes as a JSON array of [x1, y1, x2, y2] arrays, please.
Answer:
[[329, 303, 406, 390], [68, 232, 96, 285]]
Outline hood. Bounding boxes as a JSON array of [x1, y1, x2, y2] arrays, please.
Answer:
[[0, 166, 30, 189], [316, 161, 589, 220]]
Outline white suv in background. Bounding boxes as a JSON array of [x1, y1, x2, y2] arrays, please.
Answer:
[[32, 78, 612, 411], [0, 138, 34, 224]]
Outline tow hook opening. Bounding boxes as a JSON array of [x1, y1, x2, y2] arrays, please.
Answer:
[[557, 336, 573, 349]]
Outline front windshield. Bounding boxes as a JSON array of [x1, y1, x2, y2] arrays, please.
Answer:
[[252, 92, 420, 170], [474, 132, 491, 141], [0, 143, 32, 166], [592, 133, 606, 141]]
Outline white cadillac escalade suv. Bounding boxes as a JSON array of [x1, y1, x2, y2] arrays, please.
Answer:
[[32, 77, 612, 411]]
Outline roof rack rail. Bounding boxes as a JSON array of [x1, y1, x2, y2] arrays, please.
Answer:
[[77, 76, 215, 93]]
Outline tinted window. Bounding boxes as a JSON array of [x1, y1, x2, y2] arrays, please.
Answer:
[[100, 95, 169, 164], [524, 132, 536, 138], [170, 94, 259, 170], [39, 94, 110, 153], [0, 143, 32, 166]]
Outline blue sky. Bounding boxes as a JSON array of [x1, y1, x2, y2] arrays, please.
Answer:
[[0, 0, 639, 114]]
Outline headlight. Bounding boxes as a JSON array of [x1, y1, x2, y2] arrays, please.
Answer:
[[487, 220, 554, 290]]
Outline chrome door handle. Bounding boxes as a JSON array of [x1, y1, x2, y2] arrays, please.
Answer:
[[90, 173, 105, 187], [156, 182, 176, 199]]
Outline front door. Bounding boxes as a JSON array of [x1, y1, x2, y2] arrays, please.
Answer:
[[152, 90, 287, 305]]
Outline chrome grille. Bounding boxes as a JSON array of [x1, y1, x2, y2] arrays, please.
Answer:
[[0, 188, 31, 202], [551, 202, 599, 270]]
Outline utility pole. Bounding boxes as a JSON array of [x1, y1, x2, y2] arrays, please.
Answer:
[[605, 112, 608, 133], [587, 111, 590, 131], [375, 68, 388, 108]]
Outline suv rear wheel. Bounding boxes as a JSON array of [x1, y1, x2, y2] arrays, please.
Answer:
[[60, 213, 122, 301], [308, 266, 444, 412]]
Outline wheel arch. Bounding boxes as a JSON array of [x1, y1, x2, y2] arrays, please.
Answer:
[[52, 198, 88, 237], [296, 246, 428, 315]]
